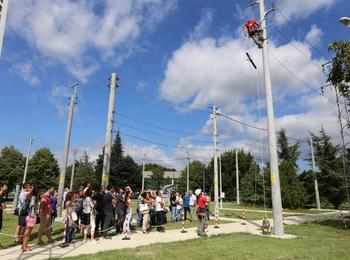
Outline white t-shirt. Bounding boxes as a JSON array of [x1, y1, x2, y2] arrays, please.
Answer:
[[189, 194, 196, 206], [83, 196, 94, 214], [176, 197, 183, 210], [155, 196, 163, 211]]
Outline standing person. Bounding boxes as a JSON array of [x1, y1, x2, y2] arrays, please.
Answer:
[[155, 191, 165, 232], [81, 189, 94, 242], [60, 192, 76, 248], [50, 190, 58, 232], [22, 187, 39, 252], [115, 188, 126, 234], [175, 192, 183, 222], [37, 186, 55, 245], [15, 183, 32, 244], [189, 190, 197, 222], [63, 187, 70, 205], [183, 191, 190, 221], [196, 189, 208, 237], [0, 183, 8, 249], [122, 186, 133, 240], [170, 191, 176, 223], [102, 185, 114, 239], [93, 186, 105, 234], [140, 192, 151, 234]]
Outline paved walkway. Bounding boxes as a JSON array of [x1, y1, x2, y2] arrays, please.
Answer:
[[0, 211, 345, 260]]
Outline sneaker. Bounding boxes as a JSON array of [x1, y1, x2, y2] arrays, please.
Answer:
[[59, 243, 69, 248], [122, 236, 131, 240]]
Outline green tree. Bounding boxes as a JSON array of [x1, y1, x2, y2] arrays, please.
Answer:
[[68, 152, 98, 191], [241, 162, 265, 205], [312, 129, 345, 208], [108, 132, 142, 190], [150, 167, 164, 190], [27, 147, 60, 190], [327, 41, 350, 101], [0, 146, 25, 191], [144, 163, 175, 190], [178, 160, 206, 193], [277, 129, 307, 209], [94, 147, 104, 185]]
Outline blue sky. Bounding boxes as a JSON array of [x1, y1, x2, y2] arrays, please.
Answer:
[[0, 0, 349, 170]]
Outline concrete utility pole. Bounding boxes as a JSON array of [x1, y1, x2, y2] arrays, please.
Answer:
[[187, 154, 190, 191], [212, 106, 219, 214], [219, 154, 223, 208], [69, 149, 78, 191], [14, 137, 33, 208], [236, 150, 240, 205], [0, 0, 9, 57], [101, 73, 118, 187], [142, 154, 145, 191], [310, 137, 321, 210], [257, 0, 284, 235], [58, 84, 79, 215], [22, 137, 33, 185], [203, 169, 205, 192]]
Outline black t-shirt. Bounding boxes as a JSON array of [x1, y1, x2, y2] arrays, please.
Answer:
[[170, 195, 176, 207], [93, 192, 105, 212], [103, 192, 114, 214], [0, 193, 4, 212]]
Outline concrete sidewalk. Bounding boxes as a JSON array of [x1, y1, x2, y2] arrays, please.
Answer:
[[0, 211, 344, 260]]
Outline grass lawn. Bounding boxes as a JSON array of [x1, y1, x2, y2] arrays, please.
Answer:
[[0, 212, 66, 248], [67, 220, 350, 260], [0, 212, 229, 248], [217, 202, 334, 215]]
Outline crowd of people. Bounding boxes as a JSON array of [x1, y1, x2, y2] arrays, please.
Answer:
[[0, 181, 211, 251]]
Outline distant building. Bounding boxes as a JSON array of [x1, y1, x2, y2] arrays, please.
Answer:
[[144, 170, 182, 185], [0, 0, 9, 57]]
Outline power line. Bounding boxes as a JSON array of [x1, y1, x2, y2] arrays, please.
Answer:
[[117, 112, 206, 136], [274, 6, 325, 58], [117, 121, 212, 144], [268, 21, 326, 75], [118, 131, 213, 151], [217, 112, 308, 143]]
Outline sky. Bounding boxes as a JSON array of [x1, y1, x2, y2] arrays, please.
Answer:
[[0, 0, 349, 171]]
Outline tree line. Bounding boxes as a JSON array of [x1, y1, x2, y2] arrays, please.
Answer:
[[0, 129, 348, 209]]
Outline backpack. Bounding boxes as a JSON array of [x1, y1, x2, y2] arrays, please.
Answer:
[[75, 198, 84, 217]]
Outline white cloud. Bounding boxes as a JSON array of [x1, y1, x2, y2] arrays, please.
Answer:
[[188, 8, 214, 41], [48, 85, 72, 116], [274, 0, 336, 25], [305, 24, 324, 45], [159, 37, 325, 114], [7, 0, 177, 82], [13, 61, 40, 86]]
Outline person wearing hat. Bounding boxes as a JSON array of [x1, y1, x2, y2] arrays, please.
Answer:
[[196, 189, 207, 236]]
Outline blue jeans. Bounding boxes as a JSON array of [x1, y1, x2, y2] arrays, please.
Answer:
[[65, 224, 75, 244], [171, 207, 176, 222], [175, 208, 182, 222]]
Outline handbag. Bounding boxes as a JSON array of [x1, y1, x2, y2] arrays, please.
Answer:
[[26, 215, 37, 228], [19, 207, 29, 216], [14, 208, 19, 216]]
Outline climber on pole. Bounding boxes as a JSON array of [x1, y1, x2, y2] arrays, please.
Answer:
[[244, 19, 263, 49]]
